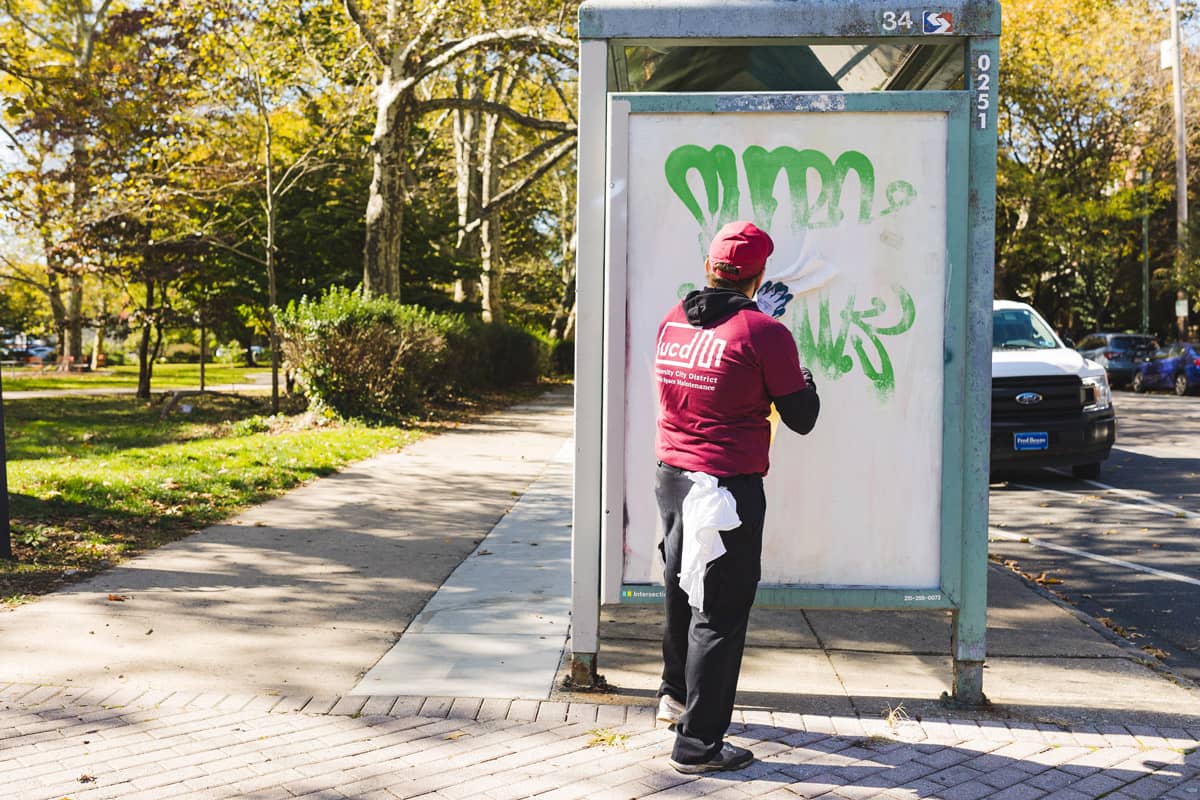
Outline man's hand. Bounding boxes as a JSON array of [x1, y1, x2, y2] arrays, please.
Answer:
[[755, 280, 793, 319], [800, 366, 816, 392]]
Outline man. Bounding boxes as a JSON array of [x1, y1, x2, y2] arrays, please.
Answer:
[[654, 220, 820, 774]]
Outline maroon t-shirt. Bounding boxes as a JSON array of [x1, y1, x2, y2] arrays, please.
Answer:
[[655, 297, 807, 477]]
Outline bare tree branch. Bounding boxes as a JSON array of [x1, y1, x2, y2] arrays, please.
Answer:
[[460, 138, 575, 236], [397, 0, 453, 69], [79, 0, 116, 68], [342, 0, 388, 66], [375, 29, 575, 126], [421, 27, 576, 79], [416, 97, 575, 133], [548, 71, 578, 125], [500, 130, 576, 173], [195, 234, 269, 268]]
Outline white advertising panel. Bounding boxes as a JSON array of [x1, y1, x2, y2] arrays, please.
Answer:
[[616, 108, 948, 588]]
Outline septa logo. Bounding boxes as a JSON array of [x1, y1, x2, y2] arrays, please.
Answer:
[[656, 322, 727, 369], [923, 11, 953, 34]]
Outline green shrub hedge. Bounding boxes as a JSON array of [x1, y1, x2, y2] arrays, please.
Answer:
[[277, 287, 547, 419]]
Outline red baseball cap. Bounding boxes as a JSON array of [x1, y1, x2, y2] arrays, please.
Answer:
[[707, 221, 773, 279]]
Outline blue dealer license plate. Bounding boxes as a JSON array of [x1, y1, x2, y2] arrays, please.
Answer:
[[1014, 432, 1048, 451]]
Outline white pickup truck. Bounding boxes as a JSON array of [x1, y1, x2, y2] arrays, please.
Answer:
[[991, 300, 1116, 479]]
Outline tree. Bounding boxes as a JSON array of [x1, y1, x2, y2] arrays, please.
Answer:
[[0, 0, 122, 365], [996, 0, 1177, 334], [341, 0, 576, 300], [196, 0, 373, 410]]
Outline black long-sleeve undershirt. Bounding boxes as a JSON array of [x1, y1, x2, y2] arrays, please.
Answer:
[[772, 386, 820, 435]]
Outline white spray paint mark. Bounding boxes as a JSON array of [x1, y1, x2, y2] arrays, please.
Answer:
[[1014, 473, 1200, 521]]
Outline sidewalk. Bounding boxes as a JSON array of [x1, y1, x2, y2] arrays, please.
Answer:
[[1, 386, 1199, 799]]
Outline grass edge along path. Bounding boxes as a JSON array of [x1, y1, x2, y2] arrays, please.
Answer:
[[0, 363, 268, 392], [1, 384, 552, 606]]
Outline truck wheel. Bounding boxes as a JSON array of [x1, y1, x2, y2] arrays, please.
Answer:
[[1175, 373, 1190, 396], [1072, 463, 1101, 480], [1131, 372, 1145, 393]]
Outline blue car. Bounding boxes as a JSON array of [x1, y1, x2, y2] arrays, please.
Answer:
[[1076, 332, 1158, 387], [1131, 342, 1200, 396]]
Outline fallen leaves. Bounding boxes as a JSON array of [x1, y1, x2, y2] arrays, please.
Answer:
[[585, 728, 627, 748]]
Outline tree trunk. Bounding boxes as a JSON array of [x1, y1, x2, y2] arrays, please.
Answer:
[[363, 67, 411, 300], [479, 92, 504, 324], [66, 130, 89, 367], [90, 321, 105, 370], [262, 97, 281, 414], [198, 314, 206, 392], [65, 272, 84, 369], [452, 69, 482, 308], [550, 176, 577, 340], [137, 279, 154, 400]]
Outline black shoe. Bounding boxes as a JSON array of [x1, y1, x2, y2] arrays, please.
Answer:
[[669, 742, 754, 774]]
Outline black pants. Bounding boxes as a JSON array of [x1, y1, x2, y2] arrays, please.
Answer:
[[655, 462, 766, 764]]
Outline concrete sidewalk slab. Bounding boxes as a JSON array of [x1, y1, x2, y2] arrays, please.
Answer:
[[351, 441, 573, 699], [0, 388, 573, 698], [566, 566, 1200, 729]]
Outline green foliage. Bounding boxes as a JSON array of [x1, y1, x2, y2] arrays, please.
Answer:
[[277, 286, 546, 420], [277, 287, 454, 418], [996, 0, 1180, 335], [444, 317, 548, 388]]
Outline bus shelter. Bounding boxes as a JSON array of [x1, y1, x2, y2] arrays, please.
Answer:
[[571, 0, 1000, 703]]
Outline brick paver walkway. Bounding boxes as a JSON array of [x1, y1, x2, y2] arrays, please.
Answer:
[[3, 683, 1198, 800]]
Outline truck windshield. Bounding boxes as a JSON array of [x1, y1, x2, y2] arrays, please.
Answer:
[[993, 309, 1059, 350]]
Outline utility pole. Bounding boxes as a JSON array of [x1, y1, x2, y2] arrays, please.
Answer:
[[1166, 0, 1190, 338]]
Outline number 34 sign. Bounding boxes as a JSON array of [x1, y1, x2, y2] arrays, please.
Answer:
[[880, 10, 955, 34]]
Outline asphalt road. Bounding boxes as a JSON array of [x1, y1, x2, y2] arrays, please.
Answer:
[[989, 390, 1200, 686]]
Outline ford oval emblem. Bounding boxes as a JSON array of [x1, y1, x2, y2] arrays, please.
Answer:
[[1015, 392, 1043, 406]]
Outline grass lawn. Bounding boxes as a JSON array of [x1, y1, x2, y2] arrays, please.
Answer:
[[0, 384, 551, 605], [1, 363, 269, 392]]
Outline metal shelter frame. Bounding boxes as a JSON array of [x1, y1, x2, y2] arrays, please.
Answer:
[[571, 0, 1000, 704]]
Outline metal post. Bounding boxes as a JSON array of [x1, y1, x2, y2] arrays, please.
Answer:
[[0, 364, 11, 560], [954, 33, 1001, 707], [1169, 0, 1189, 290], [568, 38, 609, 688], [1143, 170, 1151, 335]]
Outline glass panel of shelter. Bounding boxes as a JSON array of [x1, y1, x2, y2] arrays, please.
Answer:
[[617, 42, 965, 92]]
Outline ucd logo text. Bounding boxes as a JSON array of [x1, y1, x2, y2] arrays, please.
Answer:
[[656, 323, 727, 369]]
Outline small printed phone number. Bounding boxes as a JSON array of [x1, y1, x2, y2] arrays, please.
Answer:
[[904, 593, 943, 602]]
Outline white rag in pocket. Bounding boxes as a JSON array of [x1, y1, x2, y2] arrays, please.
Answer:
[[678, 471, 742, 611]]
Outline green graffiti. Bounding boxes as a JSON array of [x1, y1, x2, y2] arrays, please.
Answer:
[[743, 146, 833, 231], [664, 145, 740, 245], [792, 286, 916, 399], [677, 282, 696, 298], [666, 144, 915, 234]]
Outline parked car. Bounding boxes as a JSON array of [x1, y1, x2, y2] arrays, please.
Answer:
[[992, 300, 1116, 479], [1131, 342, 1200, 396], [1075, 332, 1158, 388], [27, 345, 55, 362], [3, 348, 34, 364]]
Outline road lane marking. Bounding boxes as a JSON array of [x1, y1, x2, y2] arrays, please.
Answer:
[[989, 528, 1200, 587], [1010, 477, 1199, 521]]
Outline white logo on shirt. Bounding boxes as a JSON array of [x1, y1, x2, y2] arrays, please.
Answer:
[[656, 323, 727, 370]]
